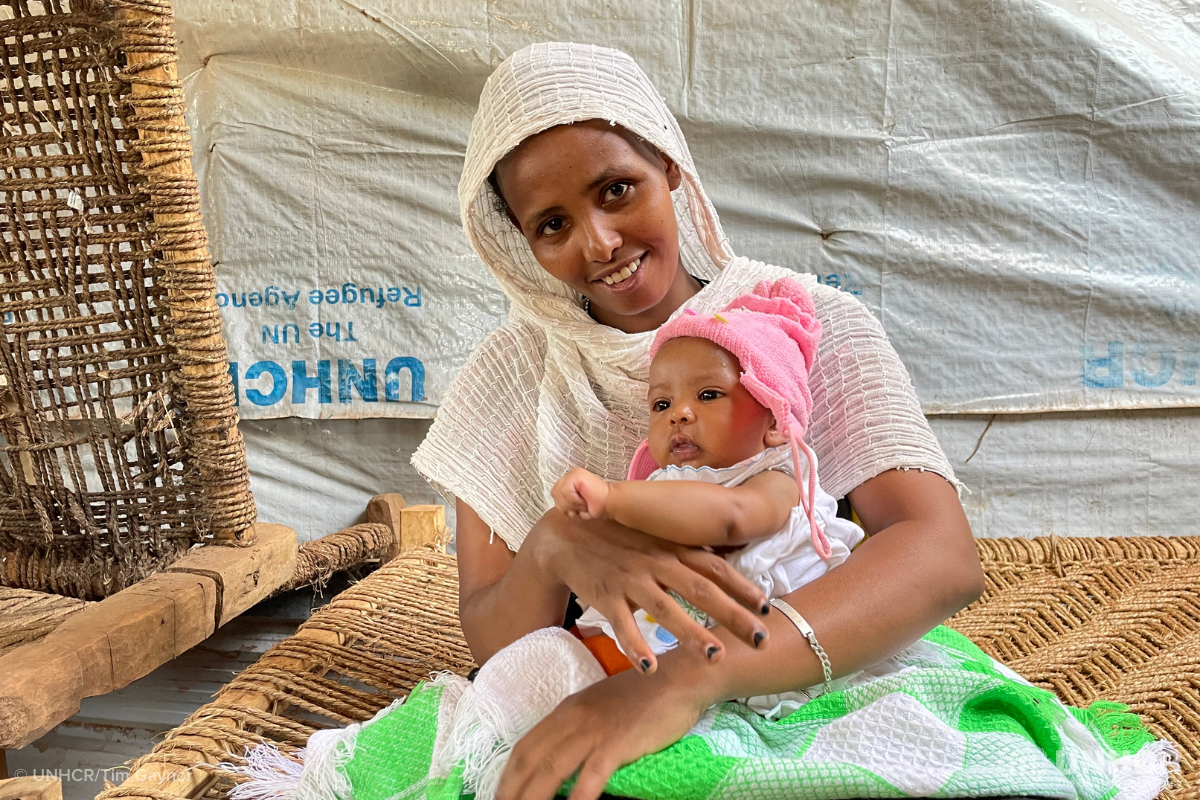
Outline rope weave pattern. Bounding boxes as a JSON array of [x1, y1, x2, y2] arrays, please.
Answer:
[[0, 0, 254, 600], [272, 523, 404, 596], [99, 539, 1198, 800], [0, 584, 90, 656], [952, 536, 1200, 796]]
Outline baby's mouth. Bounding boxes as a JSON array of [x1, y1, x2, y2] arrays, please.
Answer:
[[669, 434, 700, 460]]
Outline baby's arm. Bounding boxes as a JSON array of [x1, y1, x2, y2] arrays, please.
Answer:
[[551, 467, 799, 547]]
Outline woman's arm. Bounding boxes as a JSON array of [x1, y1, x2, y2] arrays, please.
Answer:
[[684, 467, 986, 699], [496, 468, 986, 800], [456, 499, 773, 666], [455, 499, 571, 664]]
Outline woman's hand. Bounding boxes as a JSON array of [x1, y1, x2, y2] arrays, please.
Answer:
[[530, 509, 770, 673], [551, 467, 611, 520], [496, 659, 710, 800], [455, 501, 769, 667]]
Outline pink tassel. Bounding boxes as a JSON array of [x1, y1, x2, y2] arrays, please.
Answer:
[[792, 433, 831, 560]]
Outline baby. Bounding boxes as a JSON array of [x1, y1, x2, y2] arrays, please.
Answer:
[[552, 277, 865, 715]]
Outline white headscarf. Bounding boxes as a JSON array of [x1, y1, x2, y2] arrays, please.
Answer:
[[413, 43, 957, 550]]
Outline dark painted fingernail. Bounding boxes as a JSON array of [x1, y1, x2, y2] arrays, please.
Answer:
[[760, 602, 771, 615], [640, 658, 652, 672], [753, 630, 766, 647], [706, 645, 720, 660]]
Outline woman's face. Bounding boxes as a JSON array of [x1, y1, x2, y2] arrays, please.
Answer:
[[493, 120, 699, 333]]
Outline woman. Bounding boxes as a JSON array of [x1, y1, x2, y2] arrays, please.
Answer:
[[412, 42, 984, 800]]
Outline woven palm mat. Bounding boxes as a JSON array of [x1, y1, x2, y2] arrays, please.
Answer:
[[1, 0, 254, 600], [100, 539, 1199, 800]]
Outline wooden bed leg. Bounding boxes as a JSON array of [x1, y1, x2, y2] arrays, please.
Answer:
[[0, 748, 7, 780], [0, 775, 62, 800], [367, 495, 446, 555], [367, 494, 407, 559], [400, 506, 447, 552], [0, 524, 297, 751]]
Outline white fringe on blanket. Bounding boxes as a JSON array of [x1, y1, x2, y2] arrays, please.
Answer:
[[223, 698, 407, 800], [434, 627, 605, 799]]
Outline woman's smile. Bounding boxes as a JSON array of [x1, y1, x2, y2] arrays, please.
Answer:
[[594, 252, 647, 294]]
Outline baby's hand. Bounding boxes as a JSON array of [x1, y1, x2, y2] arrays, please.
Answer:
[[551, 468, 611, 520]]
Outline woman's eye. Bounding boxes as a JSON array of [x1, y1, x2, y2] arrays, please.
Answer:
[[699, 390, 721, 401], [539, 217, 564, 236], [603, 182, 630, 203]]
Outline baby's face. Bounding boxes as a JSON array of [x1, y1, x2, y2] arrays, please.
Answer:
[[647, 337, 782, 470]]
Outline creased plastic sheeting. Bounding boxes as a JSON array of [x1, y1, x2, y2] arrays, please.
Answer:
[[185, 55, 505, 419], [239, 417, 455, 542], [176, 0, 1199, 418], [930, 410, 1200, 537], [237, 413, 1199, 541]]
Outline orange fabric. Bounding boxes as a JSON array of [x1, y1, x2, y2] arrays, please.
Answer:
[[570, 626, 634, 676]]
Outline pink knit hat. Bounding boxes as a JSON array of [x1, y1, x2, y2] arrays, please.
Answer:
[[627, 277, 832, 558]]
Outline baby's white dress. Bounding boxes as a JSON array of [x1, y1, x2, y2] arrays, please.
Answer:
[[575, 444, 866, 718]]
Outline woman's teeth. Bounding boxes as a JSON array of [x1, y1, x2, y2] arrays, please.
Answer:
[[603, 257, 641, 285]]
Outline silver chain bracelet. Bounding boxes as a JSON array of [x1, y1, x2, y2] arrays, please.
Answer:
[[769, 597, 833, 695]]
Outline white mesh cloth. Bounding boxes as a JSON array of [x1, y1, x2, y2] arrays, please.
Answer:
[[412, 42, 959, 551]]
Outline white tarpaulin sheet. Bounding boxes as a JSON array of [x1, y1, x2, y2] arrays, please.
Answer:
[[238, 411, 1200, 541], [174, 0, 1200, 419]]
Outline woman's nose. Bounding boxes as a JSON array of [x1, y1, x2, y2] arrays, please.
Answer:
[[579, 213, 621, 263]]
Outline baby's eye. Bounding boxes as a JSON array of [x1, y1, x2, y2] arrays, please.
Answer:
[[603, 182, 630, 203], [699, 389, 721, 401], [539, 217, 564, 236], [651, 399, 670, 412]]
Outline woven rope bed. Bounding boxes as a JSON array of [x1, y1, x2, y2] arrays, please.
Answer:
[[1, 0, 255, 601], [0, 0, 309, 753], [101, 537, 1199, 800]]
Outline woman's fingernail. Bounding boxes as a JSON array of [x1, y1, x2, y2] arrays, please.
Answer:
[[706, 645, 720, 660], [753, 630, 766, 647], [640, 658, 652, 673], [760, 602, 771, 615]]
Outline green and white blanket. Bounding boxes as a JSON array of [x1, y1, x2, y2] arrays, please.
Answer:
[[228, 626, 1173, 800]]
